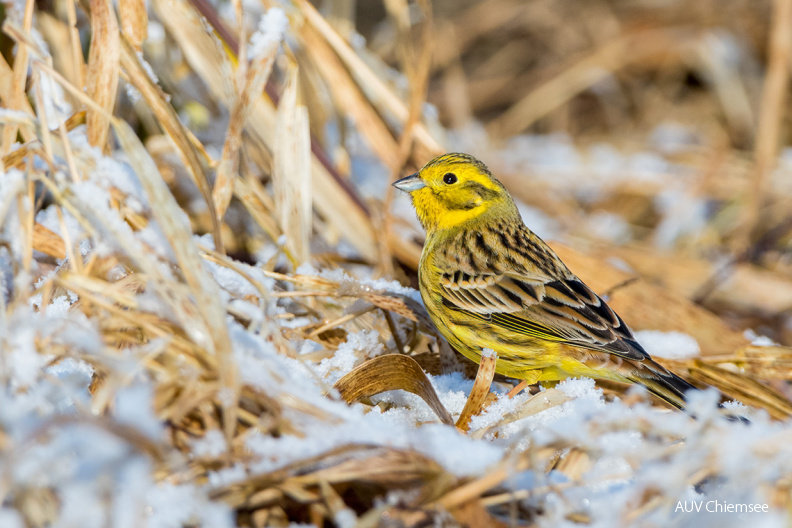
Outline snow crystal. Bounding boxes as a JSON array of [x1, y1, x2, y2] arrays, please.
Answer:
[[373, 371, 473, 424], [246, 409, 503, 478], [349, 31, 367, 50], [92, 155, 147, 208], [38, 68, 73, 129], [7, 327, 48, 388], [481, 347, 497, 359], [650, 121, 702, 154], [138, 223, 179, 261], [504, 134, 582, 176], [557, 377, 603, 401], [228, 298, 263, 325], [682, 387, 723, 423], [204, 259, 273, 298], [59, 483, 106, 528], [653, 185, 709, 249], [45, 358, 94, 389], [248, 8, 288, 61], [207, 464, 247, 488], [145, 484, 233, 528], [0, 168, 25, 227], [114, 385, 163, 440], [468, 388, 531, 431], [635, 330, 701, 359], [410, 423, 503, 475], [605, 256, 634, 274], [112, 460, 153, 528], [192, 429, 228, 458]]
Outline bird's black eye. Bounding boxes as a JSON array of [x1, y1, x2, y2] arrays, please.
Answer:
[[443, 173, 458, 184]]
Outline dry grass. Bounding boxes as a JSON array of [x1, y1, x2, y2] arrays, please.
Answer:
[[2, 0, 792, 526]]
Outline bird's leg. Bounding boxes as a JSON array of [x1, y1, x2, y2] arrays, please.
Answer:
[[506, 381, 529, 398], [507, 371, 541, 398]]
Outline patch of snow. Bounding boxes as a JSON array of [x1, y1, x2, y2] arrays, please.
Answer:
[[192, 430, 227, 458], [635, 330, 701, 359], [314, 330, 383, 384], [115, 384, 163, 440], [744, 329, 778, 347]]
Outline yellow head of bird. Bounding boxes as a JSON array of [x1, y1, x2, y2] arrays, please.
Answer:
[[393, 153, 517, 232]]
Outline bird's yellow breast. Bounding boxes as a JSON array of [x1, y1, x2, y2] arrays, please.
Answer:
[[419, 235, 558, 379]]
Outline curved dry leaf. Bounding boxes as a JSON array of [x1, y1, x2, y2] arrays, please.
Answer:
[[333, 354, 453, 425], [294, 447, 446, 486]]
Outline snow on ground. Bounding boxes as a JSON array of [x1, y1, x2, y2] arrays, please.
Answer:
[[635, 330, 701, 359]]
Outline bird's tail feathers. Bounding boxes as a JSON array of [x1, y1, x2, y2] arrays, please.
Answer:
[[627, 359, 697, 410]]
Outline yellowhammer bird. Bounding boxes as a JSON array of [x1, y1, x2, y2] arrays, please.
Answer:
[[394, 152, 696, 410]]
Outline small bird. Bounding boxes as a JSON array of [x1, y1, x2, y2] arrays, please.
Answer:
[[394, 152, 697, 410]]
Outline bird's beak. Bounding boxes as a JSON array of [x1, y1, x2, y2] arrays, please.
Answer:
[[392, 172, 426, 192]]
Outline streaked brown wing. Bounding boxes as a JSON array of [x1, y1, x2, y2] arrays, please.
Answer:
[[439, 268, 648, 361], [439, 271, 545, 314]]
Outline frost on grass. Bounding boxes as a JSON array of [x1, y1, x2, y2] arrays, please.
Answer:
[[296, 262, 423, 303]]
